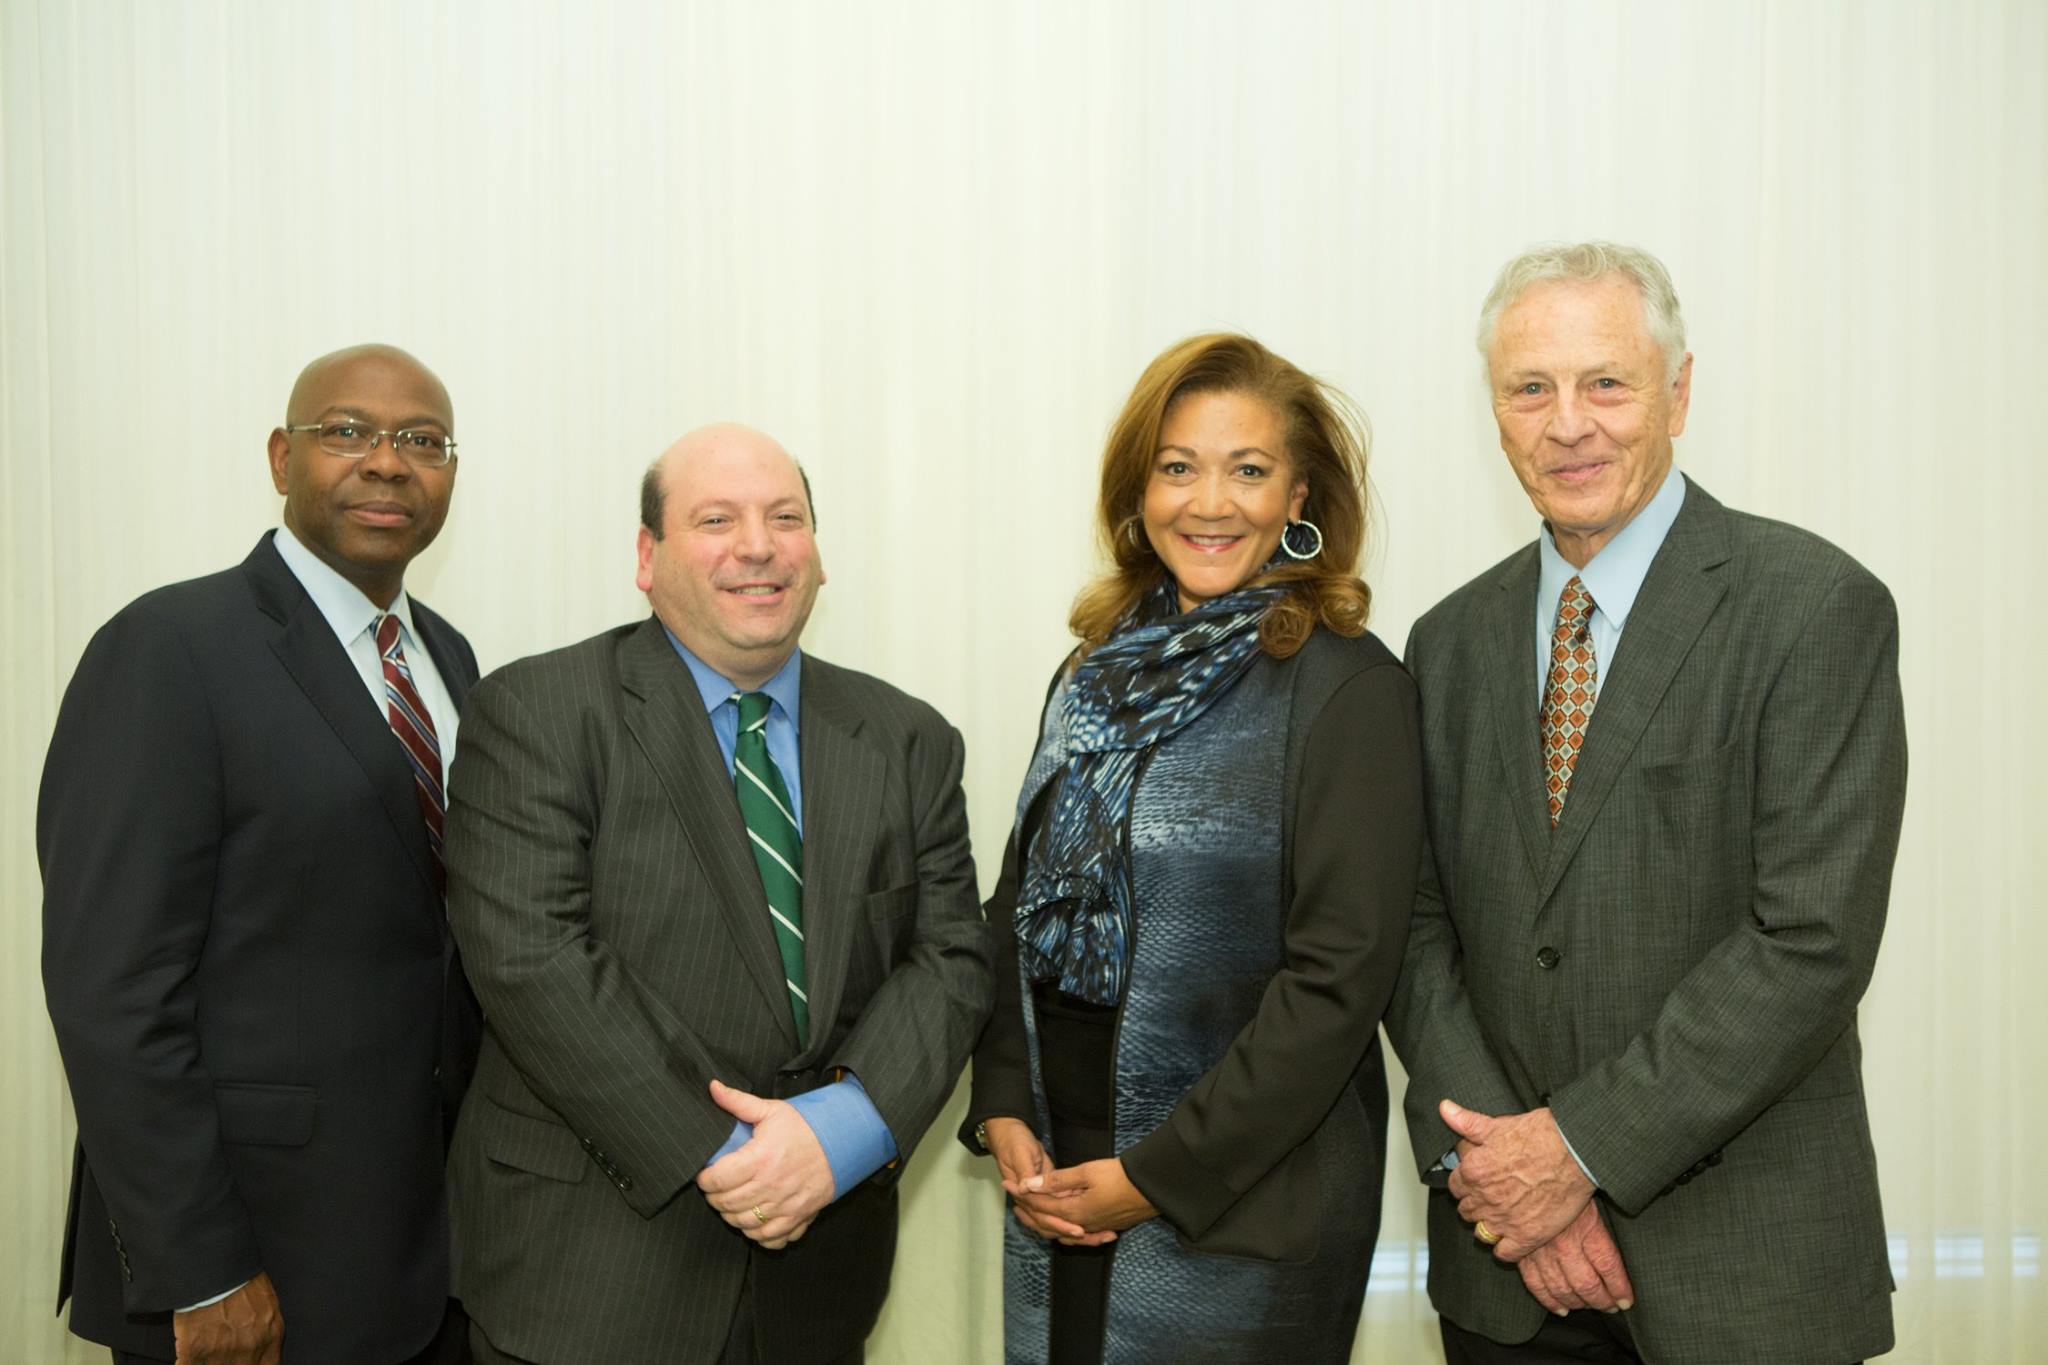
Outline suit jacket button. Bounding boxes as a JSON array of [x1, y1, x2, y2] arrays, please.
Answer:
[[1676, 1171, 1692, 1185], [1535, 946, 1562, 970], [1707, 1151, 1724, 1166], [619, 1175, 634, 1190]]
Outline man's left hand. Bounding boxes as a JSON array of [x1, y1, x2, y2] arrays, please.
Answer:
[[1441, 1098, 1593, 1261], [1013, 1157, 1157, 1238], [695, 1079, 835, 1250]]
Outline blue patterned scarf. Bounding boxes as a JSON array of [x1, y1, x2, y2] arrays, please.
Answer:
[[1014, 576, 1284, 1005]]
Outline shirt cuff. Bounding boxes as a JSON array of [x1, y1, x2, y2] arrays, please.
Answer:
[[1553, 1115, 1599, 1188], [707, 1120, 750, 1166], [787, 1075, 898, 1199], [180, 1279, 250, 1312]]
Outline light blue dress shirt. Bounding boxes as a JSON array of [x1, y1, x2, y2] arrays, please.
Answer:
[[662, 630, 898, 1196], [272, 525, 459, 762], [1521, 469, 1686, 1188], [1533, 470, 1687, 707]]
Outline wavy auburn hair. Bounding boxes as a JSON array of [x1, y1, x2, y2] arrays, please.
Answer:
[[1069, 333, 1373, 660]]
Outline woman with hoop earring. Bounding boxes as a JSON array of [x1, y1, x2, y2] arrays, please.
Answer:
[[962, 332, 1425, 1361]]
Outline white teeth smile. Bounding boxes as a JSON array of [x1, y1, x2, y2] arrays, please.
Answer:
[[1186, 535, 1238, 546], [731, 586, 781, 595]]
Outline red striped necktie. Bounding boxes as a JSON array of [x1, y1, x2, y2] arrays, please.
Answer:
[[375, 613, 446, 890]]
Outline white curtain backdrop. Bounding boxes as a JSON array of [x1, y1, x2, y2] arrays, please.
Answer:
[[5, 2, 2043, 1360]]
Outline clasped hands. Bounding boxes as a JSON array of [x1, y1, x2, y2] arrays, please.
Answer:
[[1439, 1098, 1635, 1317], [982, 1116, 1156, 1246], [695, 1078, 836, 1250]]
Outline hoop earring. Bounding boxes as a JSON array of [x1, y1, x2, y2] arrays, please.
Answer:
[[1280, 518, 1323, 561], [1124, 517, 1150, 553]]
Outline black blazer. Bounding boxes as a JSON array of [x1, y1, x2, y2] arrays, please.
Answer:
[[39, 533, 481, 1365]]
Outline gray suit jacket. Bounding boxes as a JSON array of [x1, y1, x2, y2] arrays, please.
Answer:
[[1385, 479, 1905, 1364], [443, 618, 991, 1365]]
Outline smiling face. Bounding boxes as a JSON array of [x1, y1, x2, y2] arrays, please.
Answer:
[[266, 345, 457, 607], [1142, 389, 1307, 612], [1488, 274, 1692, 567], [635, 424, 825, 689]]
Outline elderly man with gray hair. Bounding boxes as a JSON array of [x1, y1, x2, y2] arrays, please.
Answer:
[[1385, 243, 1905, 1363]]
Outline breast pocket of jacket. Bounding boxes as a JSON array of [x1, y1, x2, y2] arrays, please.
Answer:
[[1634, 737, 1750, 947]]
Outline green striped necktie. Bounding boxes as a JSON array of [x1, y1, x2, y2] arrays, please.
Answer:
[[732, 690, 808, 1045]]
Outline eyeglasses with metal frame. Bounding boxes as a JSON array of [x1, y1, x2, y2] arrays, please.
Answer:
[[284, 420, 458, 466]]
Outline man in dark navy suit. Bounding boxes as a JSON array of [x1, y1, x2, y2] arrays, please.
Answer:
[[41, 344, 481, 1365]]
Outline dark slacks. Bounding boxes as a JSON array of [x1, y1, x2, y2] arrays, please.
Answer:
[[466, 1275, 864, 1365], [1439, 1313, 1864, 1365], [1033, 985, 1120, 1365], [116, 1296, 469, 1365], [1439, 1311, 1641, 1365]]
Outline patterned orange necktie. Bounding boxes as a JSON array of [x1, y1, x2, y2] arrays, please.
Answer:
[[1542, 576, 1598, 827]]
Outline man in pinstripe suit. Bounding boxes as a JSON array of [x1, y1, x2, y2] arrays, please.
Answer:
[[443, 423, 991, 1364], [1385, 244, 1905, 1364]]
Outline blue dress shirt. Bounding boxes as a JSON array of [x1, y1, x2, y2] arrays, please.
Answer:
[[1520, 469, 1686, 1187], [1533, 470, 1687, 706], [662, 630, 898, 1196]]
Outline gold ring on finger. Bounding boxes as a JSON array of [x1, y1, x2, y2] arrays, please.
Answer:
[[752, 1204, 768, 1225], [1474, 1219, 1501, 1246]]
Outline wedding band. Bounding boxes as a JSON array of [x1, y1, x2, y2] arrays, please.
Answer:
[[752, 1204, 768, 1225], [1474, 1220, 1501, 1246]]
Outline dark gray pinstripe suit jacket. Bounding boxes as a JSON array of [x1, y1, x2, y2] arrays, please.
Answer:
[[442, 617, 991, 1364], [1385, 480, 1906, 1364]]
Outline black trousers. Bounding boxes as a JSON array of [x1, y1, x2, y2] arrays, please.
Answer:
[[1439, 1311, 1641, 1365], [1439, 1314, 1863, 1365], [1034, 986, 1120, 1365], [117, 1295, 469, 1365]]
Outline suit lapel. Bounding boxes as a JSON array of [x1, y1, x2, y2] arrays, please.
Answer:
[[617, 620, 799, 1053], [792, 661, 886, 1066], [1538, 479, 1732, 903], [244, 535, 442, 897], [1484, 546, 1553, 884]]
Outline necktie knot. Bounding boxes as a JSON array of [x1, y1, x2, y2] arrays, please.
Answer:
[[1554, 576, 1597, 640], [735, 690, 773, 732], [375, 612, 401, 656]]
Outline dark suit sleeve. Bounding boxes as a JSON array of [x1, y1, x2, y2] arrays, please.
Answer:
[[959, 826, 1037, 1148], [445, 672, 736, 1216], [826, 719, 993, 1167], [1382, 627, 1530, 1176], [1548, 567, 1908, 1213], [1119, 663, 1424, 1238], [39, 605, 263, 1311]]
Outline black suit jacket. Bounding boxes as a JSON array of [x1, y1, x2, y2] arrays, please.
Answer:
[[443, 618, 991, 1365], [39, 533, 481, 1364]]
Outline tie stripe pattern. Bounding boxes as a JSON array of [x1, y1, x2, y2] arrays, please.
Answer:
[[732, 691, 808, 1045], [376, 613, 447, 889], [1542, 576, 1599, 828]]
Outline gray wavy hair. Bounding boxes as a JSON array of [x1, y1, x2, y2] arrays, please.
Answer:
[[1477, 241, 1688, 383]]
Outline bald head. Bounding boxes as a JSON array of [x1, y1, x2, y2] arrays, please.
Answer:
[[634, 421, 826, 688], [267, 342, 459, 608], [286, 344, 452, 430], [641, 424, 815, 540]]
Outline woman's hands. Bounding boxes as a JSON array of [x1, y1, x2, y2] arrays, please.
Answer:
[[1003, 1141, 1158, 1246], [982, 1117, 1137, 1247]]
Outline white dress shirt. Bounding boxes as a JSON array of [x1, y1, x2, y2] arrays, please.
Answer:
[[272, 525, 459, 764]]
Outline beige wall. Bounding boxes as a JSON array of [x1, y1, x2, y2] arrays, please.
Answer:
[[5, 2, 2043, 1360]]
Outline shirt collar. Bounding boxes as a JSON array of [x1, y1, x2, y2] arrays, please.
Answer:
[[271, 524, 421, 648], [661, 626, 803, 731], [1537, 469, 1686, 629]]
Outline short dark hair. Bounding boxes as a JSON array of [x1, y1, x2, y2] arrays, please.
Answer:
[[639, 459, 817, 540]]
